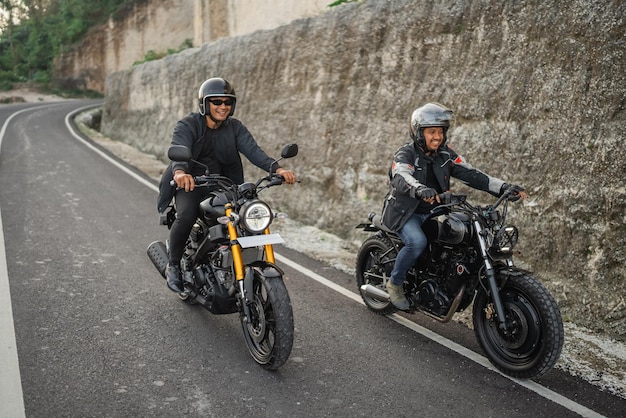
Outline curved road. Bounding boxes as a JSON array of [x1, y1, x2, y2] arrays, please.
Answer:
[[1, 101, 624, 417]]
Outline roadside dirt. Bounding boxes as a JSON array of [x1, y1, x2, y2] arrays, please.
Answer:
[[0, 88, 67, 103], [3, 88, 625, 400]]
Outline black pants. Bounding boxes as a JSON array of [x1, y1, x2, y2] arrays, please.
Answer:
[[168, 187, 211, 265]]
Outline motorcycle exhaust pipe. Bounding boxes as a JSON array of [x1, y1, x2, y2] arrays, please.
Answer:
[[147, 241, 168, 279], [360, 284, 390, 301]]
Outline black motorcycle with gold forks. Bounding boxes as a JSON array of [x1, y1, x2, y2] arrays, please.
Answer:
[[148, 143, 298, 370]]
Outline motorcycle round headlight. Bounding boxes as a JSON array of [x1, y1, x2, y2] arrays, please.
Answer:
[[240, 201, 273, 233], [493, 225, 519, 253]]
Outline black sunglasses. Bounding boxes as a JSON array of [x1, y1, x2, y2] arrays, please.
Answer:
[[207, 98, 234, 106]]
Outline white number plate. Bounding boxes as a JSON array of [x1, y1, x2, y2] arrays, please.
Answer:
[[237, 233, 284, 248]]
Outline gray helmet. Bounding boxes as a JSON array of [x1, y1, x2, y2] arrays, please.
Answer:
[[198, 77, 237, 116], [410, 103, 453, 149]]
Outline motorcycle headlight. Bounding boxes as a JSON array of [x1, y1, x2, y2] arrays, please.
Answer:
[[493, 225, 519, 253], [240, 201, 273, 233]]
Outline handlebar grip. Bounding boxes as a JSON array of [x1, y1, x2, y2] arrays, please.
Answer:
[[170, 176, 206, 187], [269, 175, 284, 186], [437, 191, 452, 204]]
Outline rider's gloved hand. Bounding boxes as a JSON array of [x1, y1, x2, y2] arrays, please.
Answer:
[[439, 191, 453, 204], [500, 183, 526, 202], [414, 186, 437, 200]]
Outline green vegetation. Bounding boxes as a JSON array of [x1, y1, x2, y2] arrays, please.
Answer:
[[0, 0, 128, 91], [132, 39, 193, 66], [327, 0, 359, 7]]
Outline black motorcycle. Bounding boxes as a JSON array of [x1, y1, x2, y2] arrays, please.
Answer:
[[355, 190, 564, 379], [148, 144, 298, 370]]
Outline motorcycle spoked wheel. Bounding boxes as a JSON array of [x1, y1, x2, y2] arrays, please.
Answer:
[[240, 272, 294, 370], [355, 234, 397, 315], [472, 273, 564, 379]]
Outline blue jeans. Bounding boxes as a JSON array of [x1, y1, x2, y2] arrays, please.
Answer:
[[390, 213, 429, 286]]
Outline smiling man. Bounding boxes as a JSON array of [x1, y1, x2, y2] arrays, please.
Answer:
[[380, 102, 526, 310], [157, 77, 296, 293]]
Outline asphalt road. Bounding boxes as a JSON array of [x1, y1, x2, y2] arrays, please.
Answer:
[[1, 101, 624, 418]]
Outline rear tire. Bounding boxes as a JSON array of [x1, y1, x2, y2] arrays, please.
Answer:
[[355, 234, 397, 315], [472, 272, 564, 379], [240, 273, 294, 370]]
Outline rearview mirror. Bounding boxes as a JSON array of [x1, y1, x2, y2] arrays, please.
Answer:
[[281, 143, 298, 159], [167, 145, 192, 162]]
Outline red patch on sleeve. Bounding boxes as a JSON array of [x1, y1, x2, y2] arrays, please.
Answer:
[[454, 156, 463, 164]]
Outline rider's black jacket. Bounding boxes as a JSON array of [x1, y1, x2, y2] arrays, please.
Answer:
[[157, 113, 280, 212], [381, 141, 506, 232]]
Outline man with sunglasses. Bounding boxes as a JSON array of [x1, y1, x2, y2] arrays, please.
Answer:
[[157, 77, 296, 293]]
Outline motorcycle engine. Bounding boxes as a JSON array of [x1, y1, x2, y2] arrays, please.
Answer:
[[189, 223, 204, 247], [212, 245, 235, 289], [417, 280, 452, 317], [417, 246, 472, 316]]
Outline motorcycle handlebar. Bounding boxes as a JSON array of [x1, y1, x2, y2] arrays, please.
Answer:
[[264, 173, 301, 186], [436, 192, 465, 204], [435, 190, 521, 208], [169, 176, 207, 188], [267, 174, 285, 187], [169, 174, 226, 189], [170, 173, 296, 190]]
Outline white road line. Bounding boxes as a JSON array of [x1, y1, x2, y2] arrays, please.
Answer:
[[0, 106, 39, 418], [275, 253, 606, 418], [0, 207, 26, 418], [64, 105, 158, 193]]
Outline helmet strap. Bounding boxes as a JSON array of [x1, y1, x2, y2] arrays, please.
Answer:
[[413, 128, 426, 149]]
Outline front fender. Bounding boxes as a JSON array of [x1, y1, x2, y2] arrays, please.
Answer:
[[249, 260, 284, 277], [492, 265, 534, 290], [496, 265, 534, 278], [243, 261, 284, 299]]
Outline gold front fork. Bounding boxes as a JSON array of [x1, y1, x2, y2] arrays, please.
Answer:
[[264, 227, 275, 263], [225, 204, 245, 281]]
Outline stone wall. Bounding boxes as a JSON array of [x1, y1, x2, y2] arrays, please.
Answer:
[[53, 0, 330, 92], [100, 0, 626, 340]]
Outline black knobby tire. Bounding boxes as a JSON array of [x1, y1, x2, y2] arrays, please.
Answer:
[[472, 272, 564, 379], [240, 273, 294, 370], [355, 234, 397, 315]]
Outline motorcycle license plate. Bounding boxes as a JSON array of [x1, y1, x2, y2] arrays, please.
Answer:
[[237, 233, 284, 248]]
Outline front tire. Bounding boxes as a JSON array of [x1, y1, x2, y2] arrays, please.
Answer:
[[473, 272, 564, 379], [240, 273, 294, 370], [355, 234, 397, 315]]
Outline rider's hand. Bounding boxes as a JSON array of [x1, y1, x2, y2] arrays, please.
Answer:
[[501, 183, 527, 201], [414, 186, 437, 203], [438, 191, 452, 204], [174, 170, 194, 192], [276, 168, 297, 184]]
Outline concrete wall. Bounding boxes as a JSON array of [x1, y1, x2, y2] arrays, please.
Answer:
[[53, 0, 330, 92], [100, 0, 626, 340]]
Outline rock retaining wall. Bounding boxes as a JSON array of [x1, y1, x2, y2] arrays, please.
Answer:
[[101, 0, 626, 340]]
